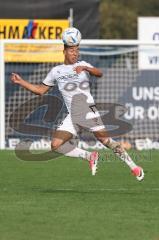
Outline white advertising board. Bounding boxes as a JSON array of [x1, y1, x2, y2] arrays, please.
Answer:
[[138, 17, 159, 70]]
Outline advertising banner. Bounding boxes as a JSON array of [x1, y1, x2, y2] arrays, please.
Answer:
[[0, 19, 69, 39], [5, 43, 64, 63], [138, 17, 159, 70], [1, 19, 68, 62]]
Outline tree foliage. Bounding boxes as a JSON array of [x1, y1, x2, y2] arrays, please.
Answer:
[[100, 0, 159, 39]]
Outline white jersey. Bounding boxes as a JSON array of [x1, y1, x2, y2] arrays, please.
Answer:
[[43, 61, 95, 112]]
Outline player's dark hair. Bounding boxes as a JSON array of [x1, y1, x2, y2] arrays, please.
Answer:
[[64, 44, 69, 49], [64, 44, 79, 50]]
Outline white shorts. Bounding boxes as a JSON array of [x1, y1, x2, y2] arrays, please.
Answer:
[[57, 105, 105, 136]]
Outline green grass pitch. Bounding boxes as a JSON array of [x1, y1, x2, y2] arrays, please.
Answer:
[[0, 149, 159, 240]]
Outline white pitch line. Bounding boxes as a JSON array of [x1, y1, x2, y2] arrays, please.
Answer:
[[52, 188, 159, 192]]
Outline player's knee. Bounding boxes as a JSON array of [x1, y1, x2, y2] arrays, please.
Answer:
[[51, 140, 62, 151], [95, 134, 109, 145], [99, 137, 110, 145]]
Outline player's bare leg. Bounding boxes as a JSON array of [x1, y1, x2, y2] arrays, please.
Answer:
[[93, 130, 144, 181], [51, 130, 99, 175], [51, 130, 73, 150]]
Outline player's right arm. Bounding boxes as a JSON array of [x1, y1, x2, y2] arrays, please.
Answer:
[[10, 73, 51, 95]]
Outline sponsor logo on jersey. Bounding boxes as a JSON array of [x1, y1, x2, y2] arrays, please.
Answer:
[[56, 73, 79, 81]]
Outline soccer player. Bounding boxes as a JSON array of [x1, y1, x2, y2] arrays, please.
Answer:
[[10, 44, 144, 181]]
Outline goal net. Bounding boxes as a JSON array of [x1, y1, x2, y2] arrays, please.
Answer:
[[1, 40, 159, 150]]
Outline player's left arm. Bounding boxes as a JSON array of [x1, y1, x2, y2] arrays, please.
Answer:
[[74, 66, 103, 77]]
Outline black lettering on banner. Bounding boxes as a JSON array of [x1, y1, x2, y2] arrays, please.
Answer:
[[56, 27, 62, 39], [22, 26, 28, 38], [0, 26, 6, 38], [39, 27, 46, 39], [8, 26, 20, 38], [48, 27, 54, 39]]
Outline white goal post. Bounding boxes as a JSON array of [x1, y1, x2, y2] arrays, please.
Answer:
[[0, 39, 159, 149]]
